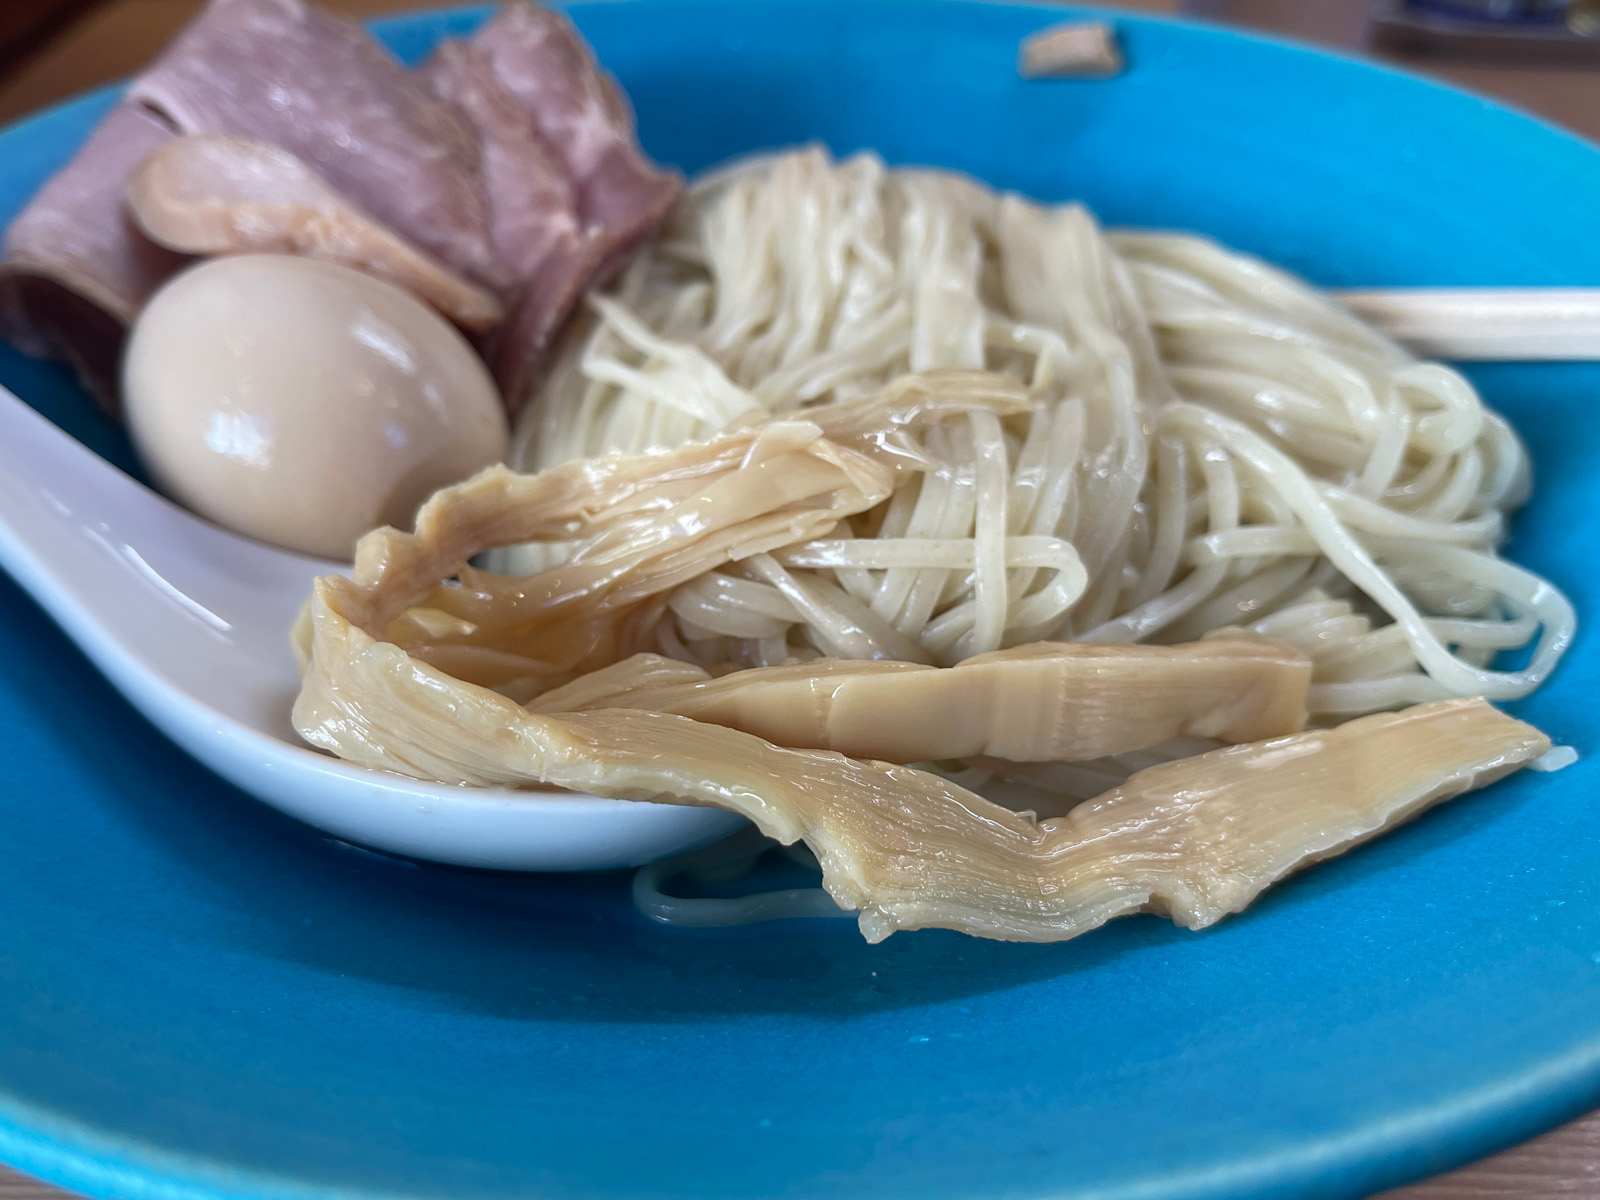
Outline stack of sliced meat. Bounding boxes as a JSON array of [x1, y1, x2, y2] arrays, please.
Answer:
[[0, 0, 680, 417]]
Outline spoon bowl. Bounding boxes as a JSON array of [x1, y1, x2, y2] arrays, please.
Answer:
[[0, 386, 743, 869]]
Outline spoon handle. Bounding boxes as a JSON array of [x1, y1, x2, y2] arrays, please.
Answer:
[[1331, 288, 1600, 361]]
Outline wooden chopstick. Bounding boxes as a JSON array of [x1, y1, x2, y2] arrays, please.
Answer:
[[1330, 288, 1600, 361]]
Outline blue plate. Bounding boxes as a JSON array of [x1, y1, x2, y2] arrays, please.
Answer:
[[0, 3, 1598, 1199]]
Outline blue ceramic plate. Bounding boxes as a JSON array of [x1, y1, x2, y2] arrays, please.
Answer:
[[1, 3, 1598, 1199]]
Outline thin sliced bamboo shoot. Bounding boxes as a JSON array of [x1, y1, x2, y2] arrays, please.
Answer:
[[296, 581, 1547, 942], [529, 637, 1311, 762]]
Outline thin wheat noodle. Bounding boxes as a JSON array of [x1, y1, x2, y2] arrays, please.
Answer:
[[500, 147, 1571, 728]]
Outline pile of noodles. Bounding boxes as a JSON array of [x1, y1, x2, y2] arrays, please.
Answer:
[[484, 146, 1575, 895], [507, 148, 1571, 724]]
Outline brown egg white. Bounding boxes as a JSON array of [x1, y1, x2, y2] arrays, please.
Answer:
[[123, 254, 508, 560]]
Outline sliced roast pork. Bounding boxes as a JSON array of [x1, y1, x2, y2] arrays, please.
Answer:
[[467, 3, 680, 282], [419, 40, 605, 409], [128, 0, 501, 287], [0, 101, 187, 409], [0, 0, 678, 415], [125, 134, 503, 332]]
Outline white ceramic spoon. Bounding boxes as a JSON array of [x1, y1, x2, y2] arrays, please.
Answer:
[[0, 386, 743, 870]]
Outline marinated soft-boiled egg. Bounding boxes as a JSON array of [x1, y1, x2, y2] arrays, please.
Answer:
[[123, 254, 508, 560]]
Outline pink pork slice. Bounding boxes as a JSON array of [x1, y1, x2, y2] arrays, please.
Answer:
[[419, 39, 606, 413], [0, 101, 189, 409], [124, 133, 505, 333], [0, 0, 505, 410], [0, 0, 679, 417], [469, 3, 681, 283], [127, 0, 502, 289]]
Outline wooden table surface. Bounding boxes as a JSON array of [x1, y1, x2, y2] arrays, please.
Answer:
[[0, 1, 1597, 1198]]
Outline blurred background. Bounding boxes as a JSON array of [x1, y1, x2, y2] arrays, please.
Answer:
[[1, 0, 1598, 139]]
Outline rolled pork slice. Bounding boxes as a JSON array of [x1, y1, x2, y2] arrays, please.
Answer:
[[527, 638, 1313, 763], [125, 135, 503, 332]]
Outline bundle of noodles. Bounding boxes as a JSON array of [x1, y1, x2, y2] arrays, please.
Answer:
[[505, 148, 1574, 738], [293, 373, 1558, 943]]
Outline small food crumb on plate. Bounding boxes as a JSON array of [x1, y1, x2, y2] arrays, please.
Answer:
[[1019, 20, 1124, 79], [1531, 745, 1579, 772]]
